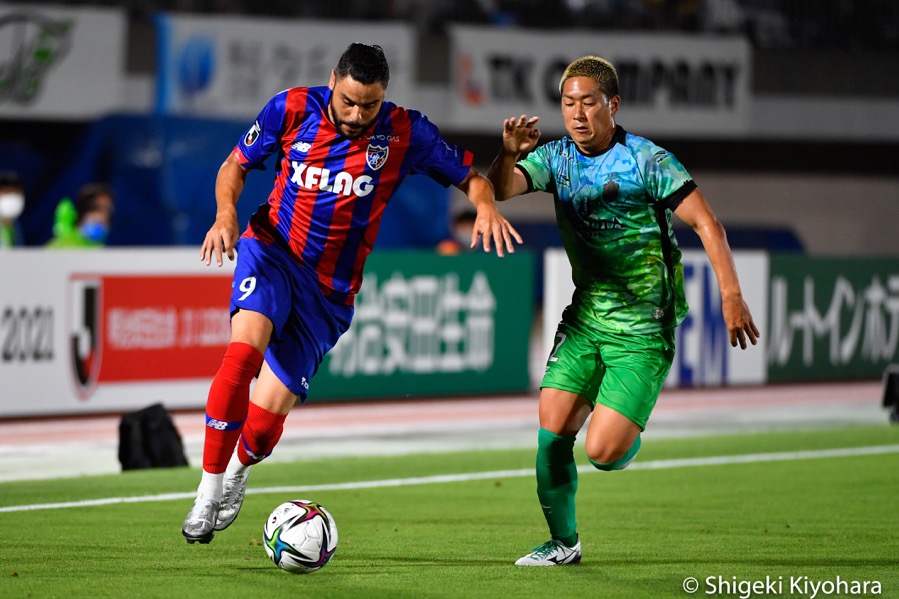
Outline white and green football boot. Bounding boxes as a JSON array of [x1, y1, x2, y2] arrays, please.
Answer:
[[514, 538, 581, 566]]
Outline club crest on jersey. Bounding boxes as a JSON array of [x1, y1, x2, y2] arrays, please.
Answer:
[[244, 121, 261, 146], [366, 144, 389, 171]]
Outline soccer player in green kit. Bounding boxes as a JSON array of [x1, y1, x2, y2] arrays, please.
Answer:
[[487, 55, 760, 566]]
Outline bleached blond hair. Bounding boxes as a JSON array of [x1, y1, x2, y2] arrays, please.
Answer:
[[559, 55, 619, 101]]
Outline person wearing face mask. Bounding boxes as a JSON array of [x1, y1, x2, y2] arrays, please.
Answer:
[[46, 183, 115, 248], [436, 209, 479, 255], [0, 171, 26, 248]]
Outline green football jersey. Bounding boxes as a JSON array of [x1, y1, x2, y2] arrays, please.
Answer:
[[518, 126, 695, 333]]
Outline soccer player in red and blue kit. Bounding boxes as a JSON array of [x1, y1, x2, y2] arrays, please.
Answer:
[[182, 43, 523, 544]]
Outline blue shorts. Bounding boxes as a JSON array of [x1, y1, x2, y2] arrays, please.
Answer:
[[230, 237, 354, 400]]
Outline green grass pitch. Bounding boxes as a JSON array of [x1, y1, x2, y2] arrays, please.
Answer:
[[1, 425, 897, 599]]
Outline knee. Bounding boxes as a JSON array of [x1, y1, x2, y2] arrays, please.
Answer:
[[586, 434, 641, 471], [537, 428, 576, 459], [584, 442, 627, 466], [219, 342, 264, 385]]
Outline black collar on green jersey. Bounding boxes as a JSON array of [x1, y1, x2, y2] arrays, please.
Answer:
[[573, 125, 627, 158]]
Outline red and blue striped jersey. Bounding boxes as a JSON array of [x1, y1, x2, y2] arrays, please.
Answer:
[[233, 85, 473, 305]]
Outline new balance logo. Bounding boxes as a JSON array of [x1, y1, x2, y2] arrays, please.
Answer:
[[292, 141, 311, 153], [205, 416, 242, 431]]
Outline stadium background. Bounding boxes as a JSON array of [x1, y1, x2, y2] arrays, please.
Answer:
[[0, 0, 897, 419], [4, 0, 899, 254]]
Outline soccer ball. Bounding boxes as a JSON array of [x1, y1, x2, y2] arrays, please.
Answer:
[[263, 499, 338, 574]]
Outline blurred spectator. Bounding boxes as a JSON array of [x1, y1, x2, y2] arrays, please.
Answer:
[[564, 0, 616, 28], [46, 183, 115, 248], [702, 0, 746, 34], [0, 171, 26, 249], [741, 0, 792, 48], [436, 209, 479, 255]]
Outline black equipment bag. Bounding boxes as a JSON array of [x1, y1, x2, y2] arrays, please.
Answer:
[[118, 403, 189, 471]]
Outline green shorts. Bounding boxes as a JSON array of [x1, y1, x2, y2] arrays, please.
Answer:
[[541, 310, 676, 430]]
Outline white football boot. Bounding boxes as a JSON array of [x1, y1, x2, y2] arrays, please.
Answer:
[[514, 538, 582, 566], [215, 463, 250, 531], [182, 498, 219, 544]]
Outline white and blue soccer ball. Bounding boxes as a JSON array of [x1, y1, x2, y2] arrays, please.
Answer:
[[263, 499, 338, 574]]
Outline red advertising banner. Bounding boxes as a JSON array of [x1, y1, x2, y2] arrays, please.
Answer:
[[69, 274, 232, 394]]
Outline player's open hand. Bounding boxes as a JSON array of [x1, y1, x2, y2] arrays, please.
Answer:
[[471, 204, 523, 258], [722, 295, 760, 350], [502, 115, 541, 155], [200, 210, 240, 267]]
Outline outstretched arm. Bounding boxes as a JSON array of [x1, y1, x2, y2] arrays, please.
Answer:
[[674, 189, 760, 349], [201, 152, 248, 267], [487, 115, 541, 201], [456, 167, 523, 257]]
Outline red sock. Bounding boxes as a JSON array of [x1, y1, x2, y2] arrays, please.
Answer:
[[237, 402, 288, 466], [202, 342, 264, 473]]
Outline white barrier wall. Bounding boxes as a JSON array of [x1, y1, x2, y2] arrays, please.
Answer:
[[543, 248, 768, 386], [0, 248, 535, 418], [1, 246, 768, 418], [0, 249, 235, 418]]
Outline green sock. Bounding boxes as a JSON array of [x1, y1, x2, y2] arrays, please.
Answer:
[[535, 428, 578, 547]]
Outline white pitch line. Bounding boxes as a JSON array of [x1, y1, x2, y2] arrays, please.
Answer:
[[2, 444, 898, 514]]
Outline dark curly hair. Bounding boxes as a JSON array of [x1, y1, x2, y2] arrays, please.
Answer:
[[335, 43, 390, 87]]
